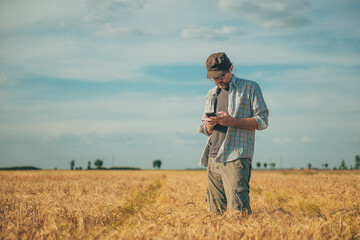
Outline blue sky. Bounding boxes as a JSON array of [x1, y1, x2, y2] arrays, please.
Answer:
[[0, 0, 359, 170]]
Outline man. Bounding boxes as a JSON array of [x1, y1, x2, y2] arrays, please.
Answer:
[[198, 52, 269, 215]]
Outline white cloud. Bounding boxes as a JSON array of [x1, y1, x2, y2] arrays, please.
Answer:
[[219, 0, 311, 28], [0, 92, 204, 136], [301, 136, 313, 143], [269, 65, 360, 84], [0, 0, 86, 31], [0, 119, 199, 138], [263, 67, 360, 119], [0, 76, 15, 86], [1, 0, 359, 83], [181, 26, 244, 40], [272, 136, 313, 145], [82, 15, 107, 24], [94, 23, 149, 38], [86, 0, 148, 11], [273, 137, 293, 145]]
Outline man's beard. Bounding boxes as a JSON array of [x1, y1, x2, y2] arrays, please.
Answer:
[[217, 82, 229, 89]]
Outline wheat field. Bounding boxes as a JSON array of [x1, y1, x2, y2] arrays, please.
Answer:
[[1, 169, 359, 239]]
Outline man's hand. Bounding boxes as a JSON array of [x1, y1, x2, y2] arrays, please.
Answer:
[[211, 111, 235, 127], [205, 116, 217, 134], [213, 111, 258, 130]]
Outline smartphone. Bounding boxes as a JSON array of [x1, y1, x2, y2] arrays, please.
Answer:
[[205, 112, 217, 117]]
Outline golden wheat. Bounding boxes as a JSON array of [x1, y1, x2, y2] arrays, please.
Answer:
[[1, 170, 359, 239]]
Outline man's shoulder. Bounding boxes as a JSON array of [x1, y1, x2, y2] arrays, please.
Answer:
[[233, 76, 260, 92], [233, 76, 258, 86]]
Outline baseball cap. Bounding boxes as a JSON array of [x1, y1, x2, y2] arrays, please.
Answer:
[[206, 52, 232, 78]]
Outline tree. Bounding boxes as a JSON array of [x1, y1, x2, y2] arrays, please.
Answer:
[[339, 159, 347, 170], [70, 160, 75, 170], [94, 159, 103, 169], [269, 162, 276, 169], [153, 159, 162, 169], [308, 163, 312, 169], [256, 162, 261, 169], [322, 163, 328, 169], [355, 155, 360, 170], [87, 161, 92, 170], [263, 163, 267, 169]]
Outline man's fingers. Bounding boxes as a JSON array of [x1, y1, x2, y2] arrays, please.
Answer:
[[217, 111, 227, 116]]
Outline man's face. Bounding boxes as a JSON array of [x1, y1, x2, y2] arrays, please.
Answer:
[[211, 65, 233, 89]]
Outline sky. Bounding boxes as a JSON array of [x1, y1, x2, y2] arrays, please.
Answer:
[[0, 0, 359, 170]]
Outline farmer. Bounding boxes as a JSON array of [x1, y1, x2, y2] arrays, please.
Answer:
[[198, 52, 269, 214]]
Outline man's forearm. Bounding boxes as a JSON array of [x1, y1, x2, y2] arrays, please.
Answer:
[[229, 117, 258, 130], [211, 112, 259, 130]]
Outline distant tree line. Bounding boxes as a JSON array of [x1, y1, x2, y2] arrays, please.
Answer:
[[71, 159, 104, 170], [255, 155, 360, 170], [256, 162, 276, 169], [0, 166, 41, 171], [70, 159, 141, 170], [336, 155, 360, 170], [70, 158, 164, 170]]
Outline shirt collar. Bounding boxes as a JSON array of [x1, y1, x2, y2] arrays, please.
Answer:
[[212, 74, 236, 95]]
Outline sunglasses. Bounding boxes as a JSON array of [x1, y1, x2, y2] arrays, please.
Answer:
[[210, 69, 229, 81]]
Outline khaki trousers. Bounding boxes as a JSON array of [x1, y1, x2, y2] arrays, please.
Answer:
[[206, 157, 252, 214]]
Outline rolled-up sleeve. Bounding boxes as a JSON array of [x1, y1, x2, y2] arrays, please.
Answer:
[[252, 82, 269, 130], [254, 111, 268, 130], [198, 89, 216, 136], [198, 120, 210, 136]]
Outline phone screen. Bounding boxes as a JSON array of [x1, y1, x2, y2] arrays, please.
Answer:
[[206, 112, 217, 117]]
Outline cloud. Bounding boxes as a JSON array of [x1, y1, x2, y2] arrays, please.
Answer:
[[84, 0, 151, 38], [301, 136, 313, 143], [45, 132, 137, 145], [0, 92, 204, 137], [0, 76, 15, 86], [219, 0, 311, 28], [242, 67, 360, 124], [273, 136, 313, 145], [2, 0, 357, 83], [181, 26, 244, 40], [0, 1, 85, 31], [273, 138, 293, 145], [94, 23, 149, 38], [86, 0, 148, 11], [0, 130, 204, 169]]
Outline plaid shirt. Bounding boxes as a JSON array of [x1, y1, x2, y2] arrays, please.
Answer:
[[198, 75, 269, 167]]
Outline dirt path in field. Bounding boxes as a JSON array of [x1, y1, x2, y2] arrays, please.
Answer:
[[109, 171, 209, 239], [108, 174, 167, 230]]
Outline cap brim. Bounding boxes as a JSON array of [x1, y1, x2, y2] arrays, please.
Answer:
[[207, 70, 225, 79]]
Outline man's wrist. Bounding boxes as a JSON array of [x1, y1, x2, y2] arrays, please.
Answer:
[[229, 116, 237, 127], [206, 123, 213, 134]]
